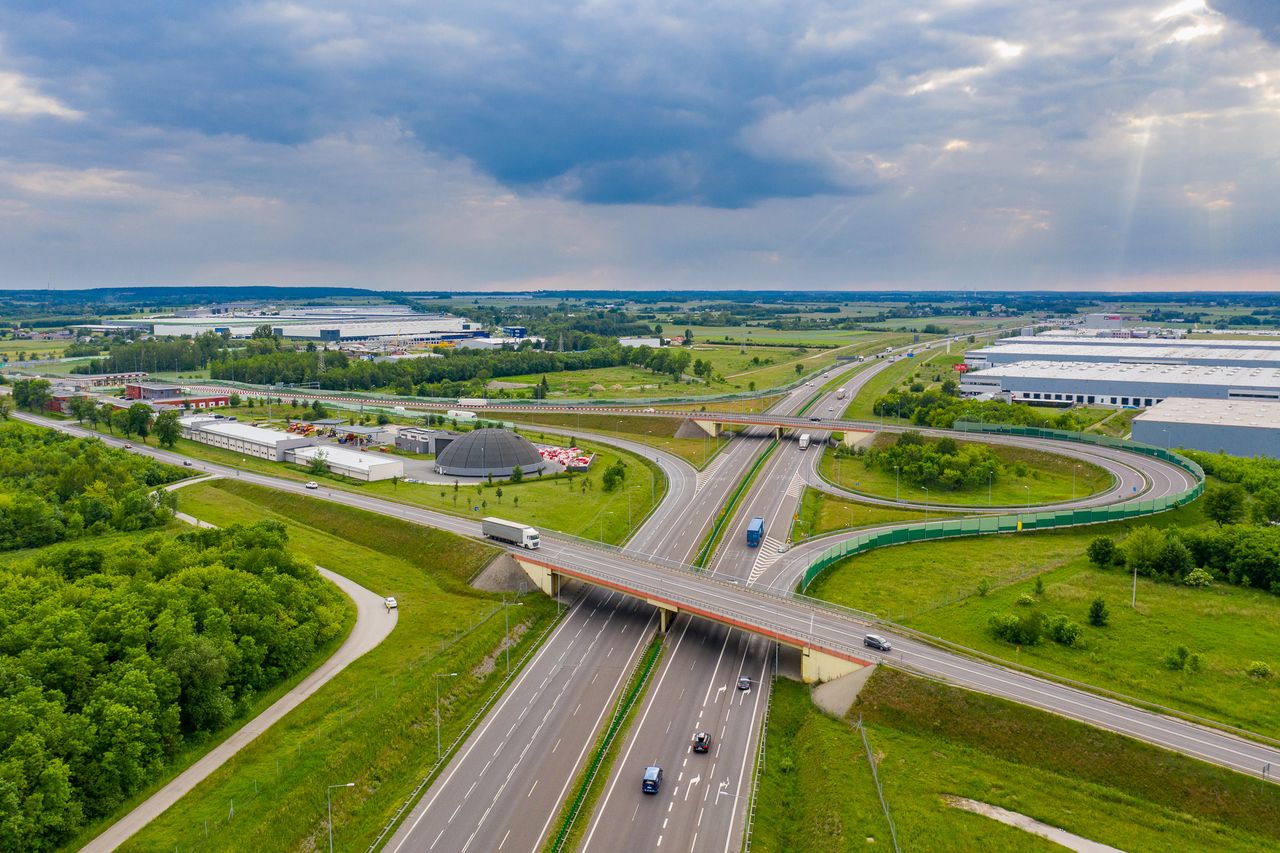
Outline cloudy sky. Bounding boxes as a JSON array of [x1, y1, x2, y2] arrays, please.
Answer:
[[0, 0, 1277, 292]]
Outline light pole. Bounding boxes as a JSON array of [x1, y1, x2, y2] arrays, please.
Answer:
[[435, 672, 458, 762], [894, 466, 900, 502], [502, 598, 524, 675], [923, 486, 930, 522], [327, 782, 355, 853], [1023, 484, 1030, 512], [1072, 464, 1079, 501], [988, 470, 993, 505]]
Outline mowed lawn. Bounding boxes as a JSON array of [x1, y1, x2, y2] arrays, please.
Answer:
[[819, 433, 1114, 507], [808, 501, 1280, 739], [501, 411, 729, 468], [791, 486, 950, 539], [121, 480, 557, 852]]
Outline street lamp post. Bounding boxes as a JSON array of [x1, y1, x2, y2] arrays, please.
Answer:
[[1023, 484, 1030, 512], [1073, 464, 1079, 501], [988, 470, 993, 505], [923, 486, 930, 523], [434, 672, 458, 762], [502, 598, 524, 676], [327, 782, 355, 853], [894, 466, 900, 502]]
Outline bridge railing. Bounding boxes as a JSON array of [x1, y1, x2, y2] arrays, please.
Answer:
[[800, 423, 1205, 591]]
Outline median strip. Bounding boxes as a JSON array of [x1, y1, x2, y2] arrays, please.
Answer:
[[692, 438, 780, 568]]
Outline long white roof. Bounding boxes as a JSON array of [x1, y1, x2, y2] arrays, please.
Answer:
[[185, 419, 309, 446], [976, 343, 1280, 363], [964, 360, 1280, 389], [1134, 398, 1280, 430], [291, 444, 402, 472]]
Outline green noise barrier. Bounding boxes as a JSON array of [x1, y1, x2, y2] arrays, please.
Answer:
[[800, 422, 1205, 591]]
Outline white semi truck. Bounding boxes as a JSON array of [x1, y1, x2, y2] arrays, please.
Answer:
[[798, 433, 811, 450], [482, 517, 541, 549], [835, 388, 847, 400]]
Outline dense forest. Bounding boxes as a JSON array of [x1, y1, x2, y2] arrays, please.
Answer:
[[0, 521, 349, 849], [0, 422, 183, 551]]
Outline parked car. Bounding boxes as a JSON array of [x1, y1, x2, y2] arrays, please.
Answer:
[[692, 731, 712, 753], [864, 634, 892, 652], [737, 676, 752, 691], [305, 481, 320, 490]]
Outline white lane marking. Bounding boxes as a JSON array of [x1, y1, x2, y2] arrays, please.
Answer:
[[498, 829, 511, 850], [528, 780, 538, 798]]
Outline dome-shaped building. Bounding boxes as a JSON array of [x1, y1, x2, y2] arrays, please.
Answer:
[[434, 428, 544, 478]]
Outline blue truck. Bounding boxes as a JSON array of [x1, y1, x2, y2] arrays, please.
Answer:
[[746, 517, 765, 547]]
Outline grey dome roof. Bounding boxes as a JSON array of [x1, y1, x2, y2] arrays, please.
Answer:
[[435, 428, 541, 472]]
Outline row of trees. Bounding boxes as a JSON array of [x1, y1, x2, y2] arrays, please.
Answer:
[[0, 421, 181, 551], [872, 387, 1098, 432], [849, 431, 1004, 491], [1087, 517, 1280, 595], [0, 521, 346, 850]]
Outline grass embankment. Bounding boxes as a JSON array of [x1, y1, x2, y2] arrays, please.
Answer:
[[820, 434, 1113, 507], [753, 670, 1280, 852], [545, 634, 664, 853], [841, 349, 961, 422], [808, 500, 1280, 739], [791, 486, 951, 539], [87, 419, 665, 546], [1088, 408, 1142, 438], [119, 480, 557, 852]]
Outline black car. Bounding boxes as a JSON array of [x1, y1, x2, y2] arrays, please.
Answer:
[[809, 415, 821, 422], [692, 731, 712, 753], [863, 634, 892, 652]]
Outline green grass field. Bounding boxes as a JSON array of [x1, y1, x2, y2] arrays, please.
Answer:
[[1088, 408, 1142, 438], [752, 669, 1280, 853], [819, 434, 1113, 507], [807, 500, 1280, 739], [118, 480, 558, 852], [791, 486, 948, 539]]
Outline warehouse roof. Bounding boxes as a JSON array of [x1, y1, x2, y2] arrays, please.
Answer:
[[974, 343, 1280, 364], [996, 335, 1280, 350], [964, 360, 1280, 389], [1133, 398, 1280, 430], [291, 444, 402, 472], [184, 418, 306, 446]]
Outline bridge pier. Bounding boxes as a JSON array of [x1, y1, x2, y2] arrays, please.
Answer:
[[800, 646, 866, 684], [674, 418, 721, 438], [647, 600, 679, 633], [514, 556, 559, 598]]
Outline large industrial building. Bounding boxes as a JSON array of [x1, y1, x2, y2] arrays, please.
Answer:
[[960, 361, 1280, 406], [1133, 399, 1280, 458], [287, 445, 404, 482], [991, 334, 1280, 351], [965, 342, 1280, 371], [179, 417, 317, 461]]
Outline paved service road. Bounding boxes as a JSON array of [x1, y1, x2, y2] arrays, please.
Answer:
[[78, 496, 398, 853]]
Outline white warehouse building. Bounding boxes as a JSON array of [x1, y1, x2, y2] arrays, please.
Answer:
[[287, 445, 404, 482], [965, 342, 1280, 371], [960, 361, 1280, 407], [1133, 398, 1280, 458], [179, 417, 317, 461]]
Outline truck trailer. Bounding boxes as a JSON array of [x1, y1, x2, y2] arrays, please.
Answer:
[[481, 517, 541, 549], [798, 433, 811, 450], [746, 517, 765, 547], [835, 388, 847, 399]]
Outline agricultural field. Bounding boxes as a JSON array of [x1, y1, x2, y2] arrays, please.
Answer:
[[751, 671, 1280, 853], [819, 434, 1113, 507], [807, 501, 1280, 739], [117, 480, 557, 852]]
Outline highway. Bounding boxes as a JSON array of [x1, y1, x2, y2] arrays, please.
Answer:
[[18, 344, 1273, 853]]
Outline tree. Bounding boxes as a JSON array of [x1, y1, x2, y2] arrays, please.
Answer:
[[112, 409, 132, 437], [68, 396, 94, 424], [0, 395, 11, 420], [1203, 484, 1246, 526], [126, 404, 152, 443], [1088, 597, 1109, 627], [1157, 537, 1194, 578], [794, 363, 803, 376], [307, 451, 329, 476], [153, 411, 180, 448], [510, 465, 523, 484], [1033, 575, 1044, 596], [229, 393, 241, 407], [1121, 526, 1165, 576], [495, 487, 503, 503], [683, 328, 693, 345]]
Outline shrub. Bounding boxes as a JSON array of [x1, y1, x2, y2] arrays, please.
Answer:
[[988, 610, 1043, 646], [1088, 597, 1110, 627], [1183, 567, 1214, 587], [1245, 661, 1273, 680], [1016, 592, 1035, 606], [1086, 536, 1118, 568], [1122, 526, 1166, 577], [977, 577, 992, 597], [1158, 537, 1194, 578], [1048, 615, 1083, 647], [1165, 646, 1204, 673], [1033, 575, 1045, 596]]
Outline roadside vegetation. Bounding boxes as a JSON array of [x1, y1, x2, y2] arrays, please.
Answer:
[[841, 349, 961, 421], [791, 486, 948, 539], [119, 480, 557, 852], [822, 432, 1112, 507], [808, 499, 1280, 738], [751, 669, 1280, 852], [747, 666, 1280, 845]]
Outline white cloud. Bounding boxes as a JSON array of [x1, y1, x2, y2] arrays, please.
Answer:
[[0, 71, 82, 120]]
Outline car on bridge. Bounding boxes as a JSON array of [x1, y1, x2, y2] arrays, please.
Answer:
[[692, 731, 712, 753], [864, 634, 892, 652]]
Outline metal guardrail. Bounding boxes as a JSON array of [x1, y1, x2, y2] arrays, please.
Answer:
[[800, 423, 1206, 591]]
